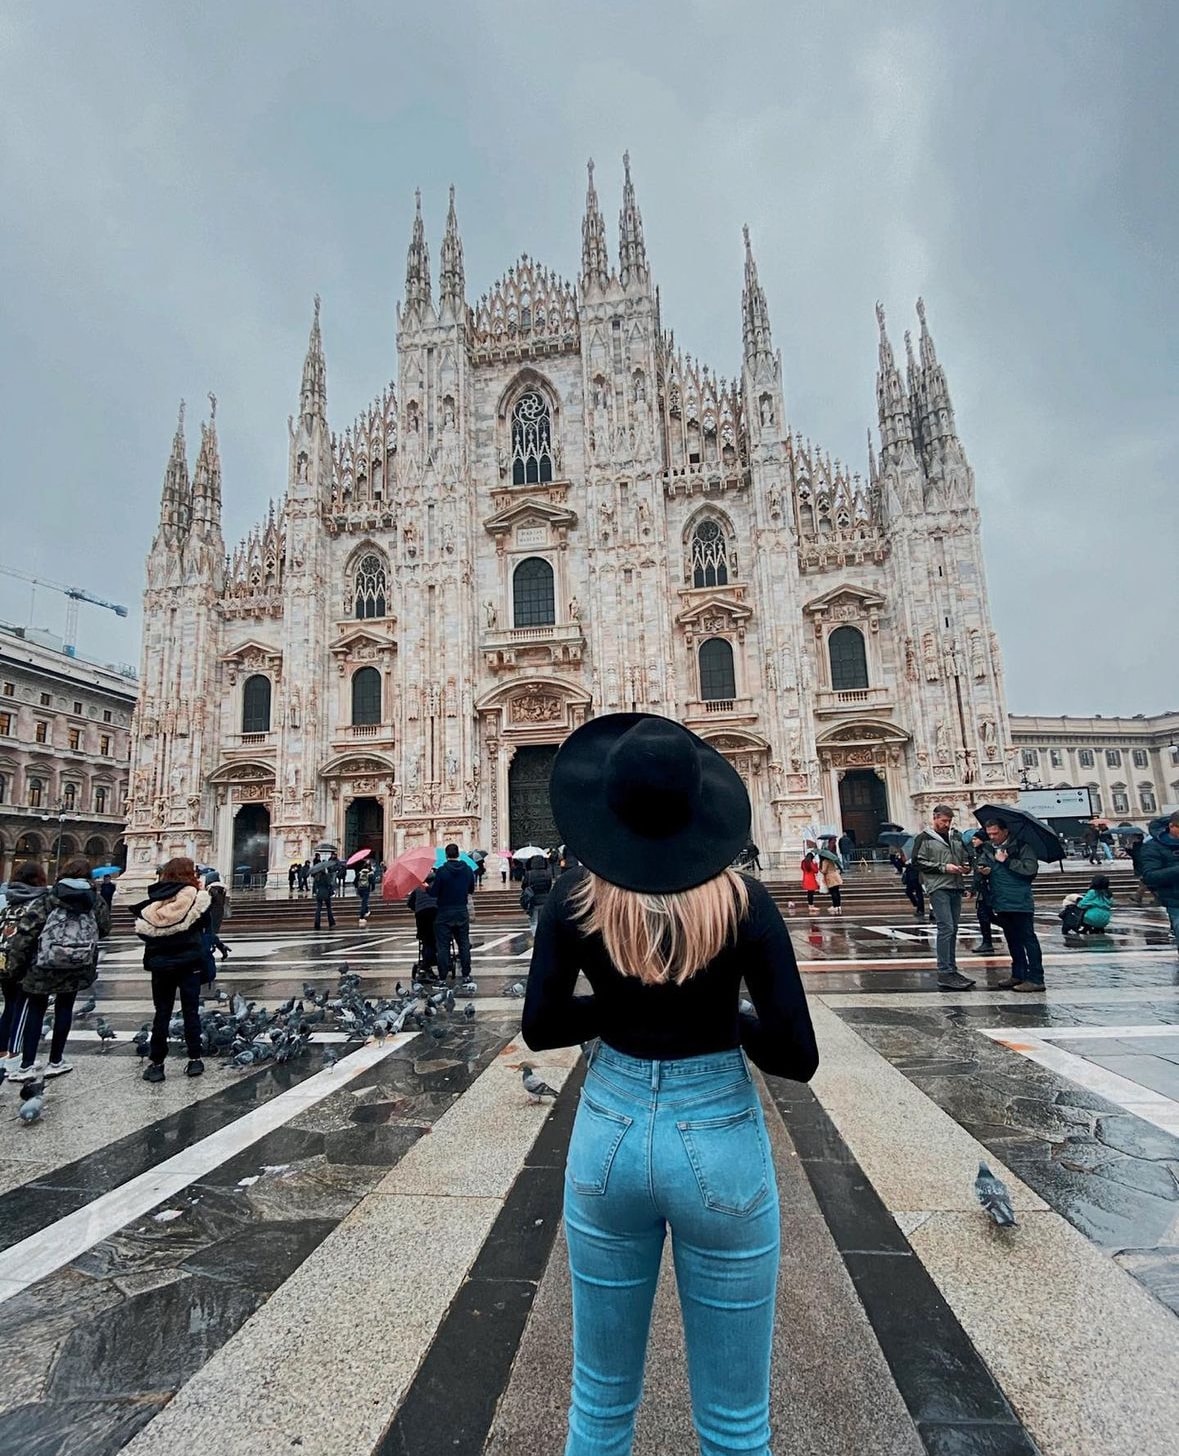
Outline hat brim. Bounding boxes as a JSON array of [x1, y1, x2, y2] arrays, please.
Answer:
[[550, 713, 752, 894]]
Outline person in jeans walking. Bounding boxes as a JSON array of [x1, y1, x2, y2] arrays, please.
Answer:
[[355, 860, 374, 925], [524, 713, 818, 1456], [133, 858, 212, 1080], [975, 815, 1044, 991], [913, 805, 974, 990]]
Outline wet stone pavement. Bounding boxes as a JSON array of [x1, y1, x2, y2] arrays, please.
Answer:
[[0, 878, 1174, 1455]]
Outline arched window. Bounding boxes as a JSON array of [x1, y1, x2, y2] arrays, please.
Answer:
[[242, 675, 272, 734], [354, 553, 388, 619], [699, 639, 736, 702], [691, 519, 729, 588], [94, 786, 108, 814], [513, 557, 555, 628], [511, 391, 554, 485], [352, 667, 382, 726], [62, 783, 77, 811], [829, 626, 869, 691], [27, 778, 44, 809]]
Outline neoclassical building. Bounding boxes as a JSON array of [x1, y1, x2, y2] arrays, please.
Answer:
[[124, 157, 1020, 885]]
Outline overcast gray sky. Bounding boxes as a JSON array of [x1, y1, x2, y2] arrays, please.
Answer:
[[1, 1, 1175, 714]]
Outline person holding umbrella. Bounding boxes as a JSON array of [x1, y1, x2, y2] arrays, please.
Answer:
[[974, 812, 1045, 991]]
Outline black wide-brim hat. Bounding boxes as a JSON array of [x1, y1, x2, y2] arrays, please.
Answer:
[[549, 713, 751, 894]]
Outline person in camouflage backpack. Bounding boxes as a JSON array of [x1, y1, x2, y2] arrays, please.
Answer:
[[8, 857, 110, 1081], [0, 861, 49, 1079]]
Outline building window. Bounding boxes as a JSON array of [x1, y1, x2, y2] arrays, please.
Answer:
[[72, 700, 82, 715], [1171, 748, 1179, 767], [62, 783, 77, 810], [99, 733, 111, 756], [512, 557, 555, 628], [353, 553, 388, 619], [1141, 788, 1157, 813], [241, 675, 272, 734], [68, 728, 81, 751], [27, 778, 44, 809], [1106, 749, 1122, 768], [1132, 749, 1149, 769], [102, 709, 112, 723], [39, 692, 51, 707], [0, 711, 11, 736], [828, 627, 869, 692], [1021, 749, 1038, 769], [2, 682, 12, 697], [1078, 749, 1094, 768], [510, 391, 554, 485], [95, 786, 108, 814], [351, 666, 382, 726], [1112, 790, 1130, 815], [1089, 786, 1102, 814], [699, 638, 737, 702], [35, 721, 48, 744], [1050, 749, 1064, 769], [0, 774, 6, 803], [690, 519, 730, 588]]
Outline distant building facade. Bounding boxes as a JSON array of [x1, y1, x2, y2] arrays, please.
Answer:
[[1009, 713, 1179, 825], [124, 157, 1022, 885], [0, 624, 136, 880]]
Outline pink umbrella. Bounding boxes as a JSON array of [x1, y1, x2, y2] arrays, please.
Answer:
[[382, 845, 435, 900], [346, 848, 372, 867]]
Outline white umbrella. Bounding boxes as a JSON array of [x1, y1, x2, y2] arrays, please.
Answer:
[[513, 845, 548, 860]]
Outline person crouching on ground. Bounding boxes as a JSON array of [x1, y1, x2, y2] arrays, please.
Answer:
[[523, 713, 818, 1456], [975, 816, 1044, 991], [133, 858, 212, 1082], [6, 857, 109, 1081], [1061, 875, 1113, 936]]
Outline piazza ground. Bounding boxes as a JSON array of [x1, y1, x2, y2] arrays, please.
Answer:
[[0, 864, 1176, 1456]]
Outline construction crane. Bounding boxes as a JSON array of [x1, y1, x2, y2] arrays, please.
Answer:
[[0, 564, 129, 657]]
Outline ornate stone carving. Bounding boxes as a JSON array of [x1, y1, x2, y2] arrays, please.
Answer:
[[510, 689, 561, 724]]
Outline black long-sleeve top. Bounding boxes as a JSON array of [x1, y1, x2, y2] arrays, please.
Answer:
[[522, 870, 819, 1082]]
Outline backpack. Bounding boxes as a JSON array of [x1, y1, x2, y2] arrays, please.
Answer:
[[0, 904, 23, 975], [34, 902, 99, 971], [356, 866, 372, 891]]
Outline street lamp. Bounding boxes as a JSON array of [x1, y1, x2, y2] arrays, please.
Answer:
[[41, 798, 80, 879]]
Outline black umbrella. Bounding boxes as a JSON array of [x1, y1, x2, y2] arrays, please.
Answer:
[[879, 822, 906, 834], [879, 831, 909, 847], [1112, 823, 1142, 838], [973, 804, 1065, 863]]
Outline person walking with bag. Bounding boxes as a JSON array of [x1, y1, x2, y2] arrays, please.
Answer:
[[132, 857, 212, 1081], [7, 857, 110, 1081], [523, 714, 818, 1456]]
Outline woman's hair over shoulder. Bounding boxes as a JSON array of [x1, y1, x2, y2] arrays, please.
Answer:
[[158, 856, 199, 886], [570, 867, 750, 986], [11, 860, 48, 887]]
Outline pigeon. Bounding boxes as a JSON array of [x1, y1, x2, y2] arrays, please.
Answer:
[[974, 1162, 1017, 1227], [18, 1080, 45, 1123], [95, 1019, 117, 1048], [521, 1065, 558, 1102], [460, 979, 478, 998], [322, 1047, 340, 1067], [463, 1003, 476, 1020], [505, 980, 527, 999], [76, 996, 97, 1017]]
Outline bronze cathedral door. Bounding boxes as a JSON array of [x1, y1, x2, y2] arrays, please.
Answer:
[[508, 745, 561, 849]]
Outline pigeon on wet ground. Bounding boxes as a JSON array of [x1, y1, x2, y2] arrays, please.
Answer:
[[521, 1065, 558, 1102], [505, 981, 527, 999], [76, 996, 97, 1017], [974, 1161, 1017, 1227], [18, 1080, 45, 1123], [95, 1019, 117, 1049]]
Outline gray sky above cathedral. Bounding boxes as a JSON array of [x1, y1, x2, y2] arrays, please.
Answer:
[[0, 1, 1174, 715]]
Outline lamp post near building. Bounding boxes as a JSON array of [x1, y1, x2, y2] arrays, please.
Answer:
[[41, 799, 80, 880]]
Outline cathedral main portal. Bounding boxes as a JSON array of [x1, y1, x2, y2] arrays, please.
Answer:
[[508, 745, 561, 852], [345, 796, 384, 863]]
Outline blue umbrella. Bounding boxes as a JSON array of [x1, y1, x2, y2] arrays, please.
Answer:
[[91, 864, 121, 878], [434, 848, 478, 872]]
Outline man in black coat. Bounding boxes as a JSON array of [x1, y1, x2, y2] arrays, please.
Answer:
[[433, 844, 475, 980]]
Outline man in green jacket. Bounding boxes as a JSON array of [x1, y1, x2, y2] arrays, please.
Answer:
[[913, 806, 975, 990], [975, 815, 1044, 991]]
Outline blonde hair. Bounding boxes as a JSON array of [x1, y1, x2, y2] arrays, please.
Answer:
[[570, 868, 749, 986]]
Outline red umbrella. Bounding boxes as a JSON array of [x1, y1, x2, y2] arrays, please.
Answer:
[[346, 848, 372, 867], [382, 845, 435, 900]]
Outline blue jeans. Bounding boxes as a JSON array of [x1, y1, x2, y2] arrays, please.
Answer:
[[357, 888, 371, 919], [564, 1045, 780, 1456], [1167, 905, 1179, 951]]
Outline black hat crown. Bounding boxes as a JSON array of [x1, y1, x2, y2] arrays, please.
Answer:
[[605, 719, 700, 837]]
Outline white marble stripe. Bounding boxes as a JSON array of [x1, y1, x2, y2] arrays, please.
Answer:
[[979, 1030, 1179, 1136], [823, 987, 1179, 1007], [0, 1032, 415, 1303], [1026, 1025, 1179, 1041]]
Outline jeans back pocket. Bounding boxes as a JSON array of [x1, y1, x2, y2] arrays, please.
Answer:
[[569, 1092, 633, 1196], [677, 1107, 770, 1216]]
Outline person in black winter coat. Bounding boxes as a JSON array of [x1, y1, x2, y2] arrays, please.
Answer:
[[522, 855, 554, 935], [0, 860, 48, 1074], [132, 857, 212, 1081]]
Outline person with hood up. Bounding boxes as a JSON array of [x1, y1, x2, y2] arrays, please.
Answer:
[[1139, 810, 1179, 956], [6, 857, 111, 1081], [132, 857, 212, 1081], [0, 861, 49, 1078]]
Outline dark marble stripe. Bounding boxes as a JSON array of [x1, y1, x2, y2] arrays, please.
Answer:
[[766, 1078, 1040, 1456], [375, 1059, 585, 1456]]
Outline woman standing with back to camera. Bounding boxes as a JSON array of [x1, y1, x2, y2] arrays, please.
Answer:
[[523, 714, 818, 1456]]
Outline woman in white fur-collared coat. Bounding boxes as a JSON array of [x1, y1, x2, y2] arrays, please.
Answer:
[[130, 857, 212, 1083]]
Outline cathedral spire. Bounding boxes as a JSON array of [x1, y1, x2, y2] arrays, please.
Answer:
[[191, 391, 222, 539], [874, 302, 914, 461], [404, 189, 432, 317], [158, 399, 191, 543], [618, 151, 649, 288], [741, 225, 774, 367], [581, 158, 610, 292], [300, 294, 327, 430], [915, 296, 958, 445], [439, 184, 465, 319]]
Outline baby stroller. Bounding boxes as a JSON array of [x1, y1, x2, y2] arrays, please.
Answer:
[[407, 882, 439, 977]]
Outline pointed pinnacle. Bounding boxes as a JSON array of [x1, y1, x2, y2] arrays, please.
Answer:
[[916, 295, 927, 326], [875, 301, 886, 334], [208, 390, 217, 421]]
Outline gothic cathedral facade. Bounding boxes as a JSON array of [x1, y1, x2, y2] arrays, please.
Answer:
[[124, 157, 1019, 884]]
